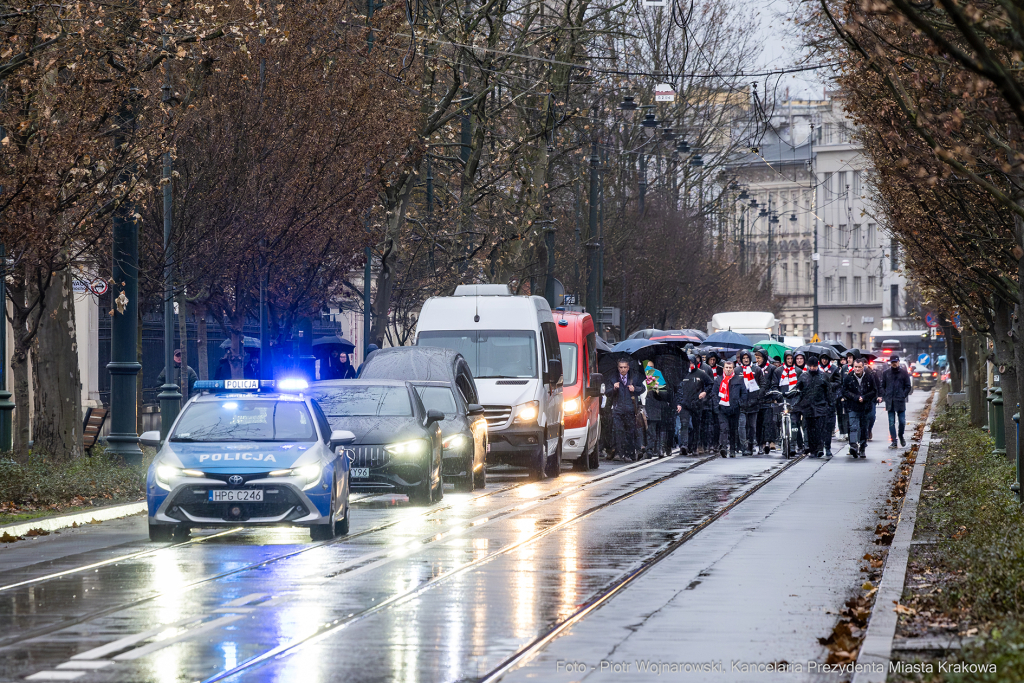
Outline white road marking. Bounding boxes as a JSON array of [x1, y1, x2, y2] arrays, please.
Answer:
[[71, 617, 203, 660], [113, 616, 244, 661], [222, 593, 267, 607], [55, 662, 112, 670], [25, 672, 85, 681]]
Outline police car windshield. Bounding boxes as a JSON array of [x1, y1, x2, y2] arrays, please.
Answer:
[[312, 385, 413, 417], [170, 400, 317, 442]]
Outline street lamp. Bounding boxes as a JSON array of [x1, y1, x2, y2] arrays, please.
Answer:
[[690, 153, 704, 167], [641, 112, 660, 138], [661, 126, 676, 141], [737, 187, 749, 200], [676, 137, 691, 154], [618, 95, 638, 119]]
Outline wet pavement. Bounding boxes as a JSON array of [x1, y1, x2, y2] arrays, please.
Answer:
[[0, 398, 925, 682]]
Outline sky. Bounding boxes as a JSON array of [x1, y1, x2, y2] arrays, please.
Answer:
[[744, 0, 829, 100]]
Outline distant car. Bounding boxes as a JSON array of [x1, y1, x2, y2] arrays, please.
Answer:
[[142, 379, 353, 543], [912, 363, 939, 388], [310, 379, 445, 505], [357, 347, 488, 492]]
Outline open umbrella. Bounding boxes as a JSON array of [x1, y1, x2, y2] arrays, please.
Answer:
[[219, 336, 260, 350], [610, 339, 667, 356], [823, 339, 847, 353], [794, 344, 841, 361], [751, 339, 790, 359], [651, 332, 703, 344], [594, 336, 614, 353], [703, 330, 754, 350], [627, 328, 665, 340], [312, 335, 356, 352]]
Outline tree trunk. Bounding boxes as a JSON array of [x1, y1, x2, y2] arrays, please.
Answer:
[[10, 282, 33, 460], [196, 305, 209, 380], [137, 314, 144, 435], [941, 315, 963, 392], [370, 176, 415, 347], [965, 329, 986, 428], [992, 296, 1018, 460], [176, 292, 189, 405], [31, 269, 84, 460]]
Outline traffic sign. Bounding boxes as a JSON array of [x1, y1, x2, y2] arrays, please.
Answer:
[[924, 311, 938, 328], [810, 334, 821, 343], [953, 312, 962, 331], [654, 83, 675, 102], [90, 279, 108, 296], [918, 353, 930, 366]]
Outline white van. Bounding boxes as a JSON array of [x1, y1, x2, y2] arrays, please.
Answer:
[[708, 311, 779, 338], [415, 284, 563, 480]]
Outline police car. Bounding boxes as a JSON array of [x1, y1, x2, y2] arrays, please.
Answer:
[[141, 379, 354, 543]]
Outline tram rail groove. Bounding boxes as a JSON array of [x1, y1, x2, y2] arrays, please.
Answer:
[[0, 454, 694, 651], [477, 453, 813, 683]]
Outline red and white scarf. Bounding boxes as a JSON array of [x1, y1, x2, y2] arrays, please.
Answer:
[[742, 364, 759, 392], [779, 365, 798, 389], [719, 375, 731, 405]]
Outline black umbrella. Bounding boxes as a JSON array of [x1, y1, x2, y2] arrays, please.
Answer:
[[594, 336, 614, 353], [627, 328, 665, 340], [219, 336, 260, 350], [794, 344, 841, 360], [703, 330, 754, 350], [822, 339, 847, 353], [312, 335, 356, 352]]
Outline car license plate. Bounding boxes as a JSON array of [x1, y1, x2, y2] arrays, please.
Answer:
[[351, 468, 370, 478], [209, 489, 263, 502]]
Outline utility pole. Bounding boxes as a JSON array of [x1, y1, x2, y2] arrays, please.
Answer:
[[810, 124, 819, 337], [586, 140, 600, 316], [106, 101, 143, 465], [158, 40, 182, 440], [363, 0, 381, 354], [638, 152, 647, 216], [0, 243, 12, 451]]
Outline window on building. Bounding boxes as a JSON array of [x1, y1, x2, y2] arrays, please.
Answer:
[[793, 262, 799, 291], [867, 223, 876, 248], [781, 263, 788, 293], [806, 261, 812, 288], [823, 123, 833, 144], [839, 276, 848, 302], [825, 224, 832, 247], [868, 276, 876, 300], [824, 172, 833, 198], [890, 238, 899, 270], [853, 276, 862, 302], [853, 171, 862, 196], [891, 284, 900, 316], [838, 171, 848, 196], [825, 276, 834, 302], [852, 224, 861, 249], [839, 224, 847, 249]]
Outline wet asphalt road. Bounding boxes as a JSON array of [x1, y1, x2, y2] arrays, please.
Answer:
[[1, 450, 809, 683]]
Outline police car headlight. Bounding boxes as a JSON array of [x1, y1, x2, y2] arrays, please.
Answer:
[[563, 397, 581, 415], [442, 433, 466, 451], [269, 463, 322, 490], [155, 464, 179, 490], [513, 401, 539, 424], [386, 439, 428, 457]]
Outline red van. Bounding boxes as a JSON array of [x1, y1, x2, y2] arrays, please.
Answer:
[[552, 309, 602, 470]]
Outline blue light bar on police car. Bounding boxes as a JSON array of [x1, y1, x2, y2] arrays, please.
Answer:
[[277, 378, 309, 392]]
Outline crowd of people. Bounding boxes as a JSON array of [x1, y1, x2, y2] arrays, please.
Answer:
[[601, 346, 914, 461]]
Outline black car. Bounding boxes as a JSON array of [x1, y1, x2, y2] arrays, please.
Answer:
[[358, 347, 488, 492], [310, 379, 445, 505]]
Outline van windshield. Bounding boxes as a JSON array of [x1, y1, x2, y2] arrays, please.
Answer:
[[418, 331, 537, 379]]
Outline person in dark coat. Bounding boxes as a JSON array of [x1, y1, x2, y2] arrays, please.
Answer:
[[674, 355, 711, 455], [641, 360, 671, 457], [792, 351, 809, 453], [819, 355, 843, 457], [836, 356, 851, 439], [605, 358, 644, 461], [881, 355, 912, 448], [843, 358, 879, 458], [156, 349, 199, 399], [737, 350, 762, 456], [700, 353, 721, 452], [753, 347, 776, 454], [795, 354, 834, 458], [714, 360, 747, 458]]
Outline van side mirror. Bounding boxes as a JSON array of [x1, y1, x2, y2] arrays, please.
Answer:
[[139, 430, 162, 448], [546, 359, 562, 384], [425, 409, 444, 427], [467, 403, 485, 416], [330, 429, 356, 449], [586, 373, 604, 398]]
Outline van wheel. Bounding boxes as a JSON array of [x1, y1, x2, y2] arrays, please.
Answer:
[[546, 440, 562, 478], [588, 436, 600, 470], [527, 447, 548, 481], [572, 445, 592, 471]]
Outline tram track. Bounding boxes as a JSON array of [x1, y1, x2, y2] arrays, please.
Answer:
[[199, 452, 780, 682], [0, 453, 695, 651]]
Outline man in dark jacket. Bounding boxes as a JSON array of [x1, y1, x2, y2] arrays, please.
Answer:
[[737, 350, 762, 456], [843, 358, 879, 458], [701, 353, 721, 452], [753, 347, 777, 454], [675, 355, 711, 455], [714, 360, 746, 457], [796, 355, 834, 458], [792, 352, 809, 453], [881, 355, 912, 448], [157, 349, 199, 400], [605, 358, 644, 461], [820, 355, 843, 457]]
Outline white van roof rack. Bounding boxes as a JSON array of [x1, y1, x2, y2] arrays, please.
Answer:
[[453, 284, 511, 296]]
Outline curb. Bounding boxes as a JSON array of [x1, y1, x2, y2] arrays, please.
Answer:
[[853, 395, 938, 683], [0, 501, 147, 540]]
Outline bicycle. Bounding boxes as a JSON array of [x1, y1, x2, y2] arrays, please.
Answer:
[[766, 389, 801, 458]]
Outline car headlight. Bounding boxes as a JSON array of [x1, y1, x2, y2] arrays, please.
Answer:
[[386, 439, 428, 457], [269, 462, 322, 490], [513, 400, 539, 424], [442, 433, 467, 451], [563, 397, 581, 415], [154, 464, 204, 490]]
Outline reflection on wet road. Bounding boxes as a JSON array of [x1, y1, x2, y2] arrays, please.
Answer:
[[2, 453, 804, 682]]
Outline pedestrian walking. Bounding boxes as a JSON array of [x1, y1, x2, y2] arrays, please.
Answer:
[[777, 351, 802, 452], [795, 354, 834, 458], [738, 350, 762, 456], [836, 356, 851, 439], [792, 351, 808, 454], [820, 355, 842, 457], [843, 358, 879, 458], [674, 354, 711, 455], [714, 360, 747, 458], [880, 355, 912, 448], [642, 361, 672, 457], [605, 358, 644, 461], [753, 347, 777, 453]]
